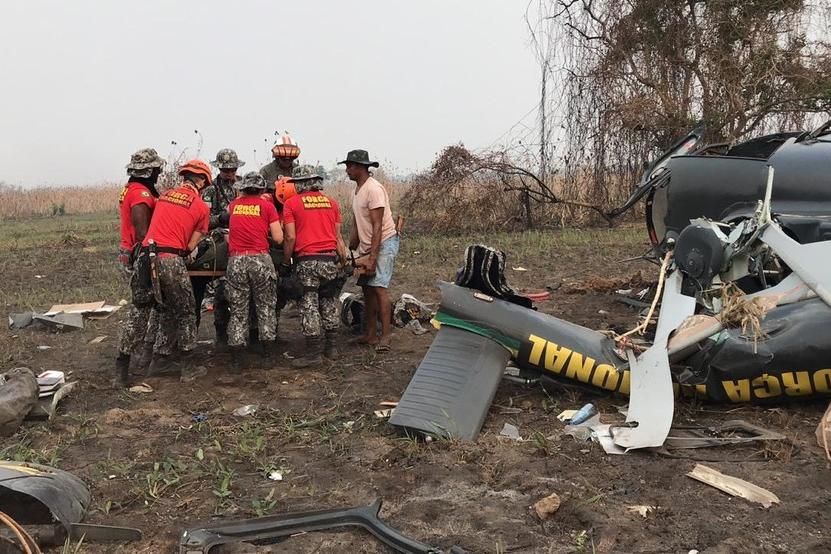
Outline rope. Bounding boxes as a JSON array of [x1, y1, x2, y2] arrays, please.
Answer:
[[616, 250, 672, 343], [0, 511, 42, 554]]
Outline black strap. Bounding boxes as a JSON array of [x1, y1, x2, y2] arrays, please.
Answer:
[[296, 253, 338, 262], [155, 246, 189, 257]]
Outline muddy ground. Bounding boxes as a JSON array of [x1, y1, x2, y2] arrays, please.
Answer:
[[1, 214, 830, 553]]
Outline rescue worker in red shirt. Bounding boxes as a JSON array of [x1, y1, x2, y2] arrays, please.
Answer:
[[226, 172, 283, 370], [115, 148, 165, 386], [144, 159, 212, 380], [281, 165, 348, 368]]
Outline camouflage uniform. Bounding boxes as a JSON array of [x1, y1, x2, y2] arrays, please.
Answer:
[[115, 148, 166, 385], [259, 161, 293, 189], [157, 257, 198, 353], [117, 261, 155, 356], [226, 254, 278, 346], [296, 260, 341, 337], [205, 149, 245, 338]]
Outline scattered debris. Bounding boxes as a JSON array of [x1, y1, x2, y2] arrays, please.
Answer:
[[687, 464, 780, 508], [128, 383, 154, 394], [816, 401, 831, 461], [44, 301, 106, 316], [88, 335, 108, 344], [29, 371, 76, 420], [36, 345, 52, 351], [179, 498, 460, 554], [499, 422, 522, 441], [569, 403, 597, 425], [0, 368, 38, 436], [233, 405, 258, 417], [9, 301, 122, 331], [192, 414, 208, 423], [557, 410, 577, 423], [512, 266, 528, 272], [0, 461, 142, 545], [627, 505, 655, 518], [532, 493, 561, 520], [374, 409, 394, 419], [665, 420, 786, 450], [268, 471, 283, 481]]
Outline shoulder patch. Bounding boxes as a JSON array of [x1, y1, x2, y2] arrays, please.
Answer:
[[140, 191, 151, 197]]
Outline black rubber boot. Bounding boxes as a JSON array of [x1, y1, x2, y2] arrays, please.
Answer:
[[147, 353, 175, 376], [115, 354, 130, 387], [323, 331, 339, 360], [291, 336, 324, 369], [133, 344, 153, 371], [260, 340, 279, 360], [179, 350, 207, 382], [215, 326, 229, 351], [228, 346, 245, 373]]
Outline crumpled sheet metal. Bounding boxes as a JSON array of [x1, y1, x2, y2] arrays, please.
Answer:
[[0, 461, 90, 531]]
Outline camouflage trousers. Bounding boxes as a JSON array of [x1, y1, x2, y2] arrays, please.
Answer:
[[296, 259, 340, 338], [212, 278, 230, 334], [226, 254, 277, 347], [157, 256, 198, 353], [117, 257, 155, 356]]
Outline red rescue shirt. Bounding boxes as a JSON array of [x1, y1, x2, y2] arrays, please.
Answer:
[[118, 182, 156, 250], [228, 195, 280, 255], [143, 183, 209, 251], [282, 191, 341, 256]]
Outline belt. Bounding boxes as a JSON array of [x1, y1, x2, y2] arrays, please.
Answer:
[[296, 252, 338, 262], [152, 246, 189, 257], [230, 250, 269, 257]]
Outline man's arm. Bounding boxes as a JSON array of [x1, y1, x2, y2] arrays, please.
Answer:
[[269, 221, 284, 245], [335, 222, 348, 264], [283, 222, 296, 261], [130, 204, 152, 245], [363, 207, 384, 273], [349, 217, 359, 250], [187, 231, 204, 252]]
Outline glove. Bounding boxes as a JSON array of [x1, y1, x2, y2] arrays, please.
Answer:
[[278, 262, 293, 277], [218, 211, 231, 227]]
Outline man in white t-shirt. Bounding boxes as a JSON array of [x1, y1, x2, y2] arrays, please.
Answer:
[[340, 149, 399, 352]]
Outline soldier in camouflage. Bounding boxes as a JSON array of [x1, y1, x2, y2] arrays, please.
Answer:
[[115, 148, 165, 386], [202, 148, 245, 344], [225, 172, 283, 370], [260, 133, 299, 187], [280, 165, 348, 368]]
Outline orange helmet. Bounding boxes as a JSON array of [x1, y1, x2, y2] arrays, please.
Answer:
[[271, 133, 300, 159], [178, 159, 213, 187], [274, 177, 297, 204]]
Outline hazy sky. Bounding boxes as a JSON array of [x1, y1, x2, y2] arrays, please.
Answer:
[[1, 1, 541, 187]]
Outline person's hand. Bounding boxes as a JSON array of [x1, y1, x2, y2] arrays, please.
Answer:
[[360, 255, 377, 276]]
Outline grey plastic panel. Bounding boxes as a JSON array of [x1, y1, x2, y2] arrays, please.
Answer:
[[390, 327, 510, 441]]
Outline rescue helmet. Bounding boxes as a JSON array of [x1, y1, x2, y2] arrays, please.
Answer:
[[274, 177, 297, 204], [210, 148, 245, 170], [178, 159, 213, 188], [271, 133, 301, 159]]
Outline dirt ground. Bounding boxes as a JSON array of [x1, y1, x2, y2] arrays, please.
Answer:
[[1, 214, 830, 553]]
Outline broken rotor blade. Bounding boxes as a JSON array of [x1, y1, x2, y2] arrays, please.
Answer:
[[614, 271, 695, 451]]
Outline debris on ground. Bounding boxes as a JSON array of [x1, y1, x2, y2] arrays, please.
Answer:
[[28, 371, 76, 420], [532, 493, 561, 520], [627, 505, 656, 518], [128, 383, 154, 394], [499, 422, 522, 441], [88, 335, 108, 344], [816, 402, 831, 461], [665, 420, 786, 450], [686, 464, 780, 508], [569, 403, 597, 425], [341, 292, 435, 333], [233, 405, 258, 417], [8, 301, 122, 331], [0, 461, 142, 546], [268, 470, 283, 481], [0, 368, 38, 436]]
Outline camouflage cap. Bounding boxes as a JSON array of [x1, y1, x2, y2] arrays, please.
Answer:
[[234, 171, 267, 190], [210, 148, 246, 169], [126, 148, 166, 177], [289, 164, 322, 182]]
